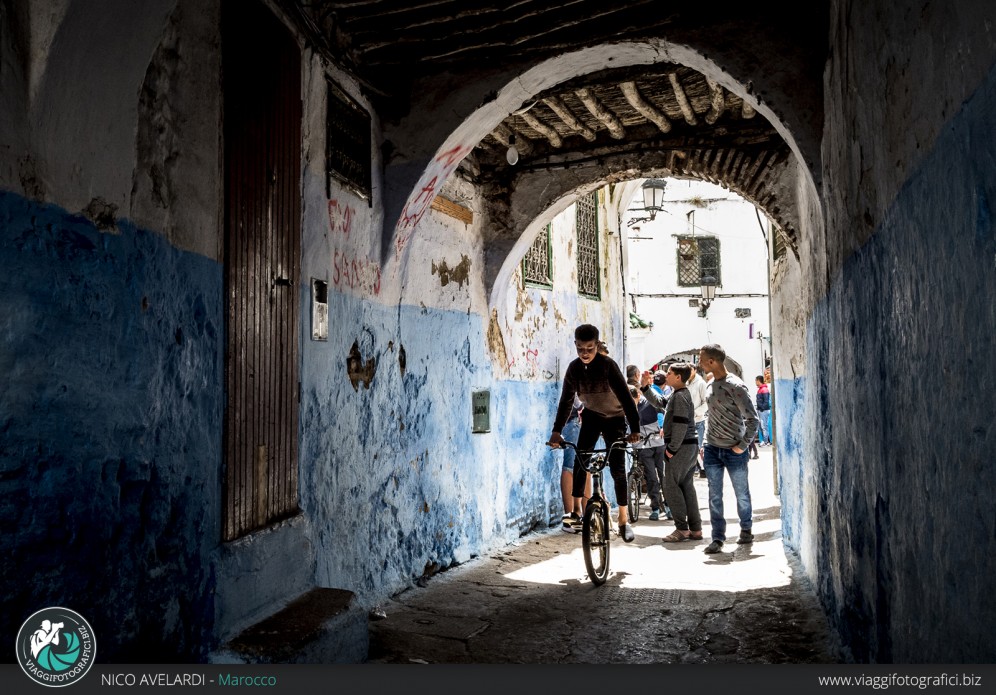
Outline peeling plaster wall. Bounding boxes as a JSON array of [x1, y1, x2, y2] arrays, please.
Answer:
[[774, 0, 996, 663], [0, 1, 228, 660], [0, 192, 222, 660], [299, 54, 563, 602], [8, 0, 994, 666], [497, 189, 628, 380], [770, 161, 825, 580], [0, 0, 580, 659], [492, 188, 630, 509]]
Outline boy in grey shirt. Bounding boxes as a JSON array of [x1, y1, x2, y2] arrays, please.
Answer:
[[698, 344, 760, 554], [659, 363, 703, 542]]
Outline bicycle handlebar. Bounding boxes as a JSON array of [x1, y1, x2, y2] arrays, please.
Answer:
[[553, 439, 636, 454], [551, 432, 652, 453], [550, 438, 639, 473]]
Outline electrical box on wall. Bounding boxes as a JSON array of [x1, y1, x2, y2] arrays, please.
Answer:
[[472, 390, 490, 433], [312, 279, 328, 341]]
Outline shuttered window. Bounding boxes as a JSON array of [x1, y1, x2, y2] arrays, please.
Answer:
[[522, 224, 553, 288], [326, 79, 372, 200], [677, 236, 721, 287], [576, 192, 600, 299]]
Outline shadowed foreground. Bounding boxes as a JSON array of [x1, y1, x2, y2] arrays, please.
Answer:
[[368, 450, 838, 664]]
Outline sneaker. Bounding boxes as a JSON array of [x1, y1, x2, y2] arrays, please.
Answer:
[[648, 510, 660, 521], [620, 524, 635, 543], [737, 529, 754, 544], [561, 513, 581, 534], [703, 540, 724, 554]]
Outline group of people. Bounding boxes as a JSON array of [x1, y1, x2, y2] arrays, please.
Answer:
[[547, 324, 765, 554]]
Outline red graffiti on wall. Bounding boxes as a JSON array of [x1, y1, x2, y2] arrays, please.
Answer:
[[328, 200, 354, 237], [332, 249, 381, 295], [524, 348, 540, 378], [395, 144, 471, 254], [435, 144, 470, 168]]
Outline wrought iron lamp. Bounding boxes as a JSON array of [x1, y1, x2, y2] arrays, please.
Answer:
[[698, 275, 717, 317], [626, 178, 667, 225]]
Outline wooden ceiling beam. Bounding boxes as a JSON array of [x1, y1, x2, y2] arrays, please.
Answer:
[[339, 0, 474, 26], [728, 151, 745, 179], [743, 150, 771, 190], [620, 81, 672, 134], [575, 88, 625, 139], [354, 0, 605, 54], [542, 97, 596, 141], [704, 78, 726, 124], [668, 72, 697, 126], [355, 0, 668, 65], [520, 111, 563, 148]]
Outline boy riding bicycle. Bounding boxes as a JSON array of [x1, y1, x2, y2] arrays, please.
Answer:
[[547, 324, 641, 542]]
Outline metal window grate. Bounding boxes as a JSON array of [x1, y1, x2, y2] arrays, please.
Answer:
[[522, 224, 553, 287], [326, 79, 371, 200], [576, 192, 600, 299], [676, 236, 721, 287]]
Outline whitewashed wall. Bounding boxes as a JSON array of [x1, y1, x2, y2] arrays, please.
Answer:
[[623, 178, 771, 381], [496, 187, 628, 384]]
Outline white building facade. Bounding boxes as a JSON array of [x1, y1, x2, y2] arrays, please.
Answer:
[[623, 179, 771, 382]]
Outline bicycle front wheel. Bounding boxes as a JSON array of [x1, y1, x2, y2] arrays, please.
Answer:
[[627, 470, 641, 522], [582, 500, 610, 585]]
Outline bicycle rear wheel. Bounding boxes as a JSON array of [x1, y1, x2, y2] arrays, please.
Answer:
[[627, 470, 641, 522], [582, 500, 610, 585]]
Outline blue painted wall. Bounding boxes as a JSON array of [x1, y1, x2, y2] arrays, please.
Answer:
[[779, 61, 996, 662], [0, 185, 569, 659], [299, 287, 564, 601], [0, 191, 223, 660]]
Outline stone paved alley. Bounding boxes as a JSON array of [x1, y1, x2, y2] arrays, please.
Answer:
[[368, 448, 839, 664]]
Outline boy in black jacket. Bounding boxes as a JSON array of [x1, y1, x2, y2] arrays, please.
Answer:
[[548, 324, 641, 542]]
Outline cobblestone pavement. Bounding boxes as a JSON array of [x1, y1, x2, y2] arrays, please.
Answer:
[[368, 448, 840, 664]]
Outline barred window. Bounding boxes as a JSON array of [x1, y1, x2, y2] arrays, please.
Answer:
[[576, 192, 600, 299], [522, 224, 553, 288], [676, 236, 721, 287], [326, 79, 372, 200]]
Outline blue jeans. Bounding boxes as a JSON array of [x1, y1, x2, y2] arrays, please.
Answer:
[[561, 417, 580, 470], [703, 444, 752, 542], [757, 409, 771, 444]]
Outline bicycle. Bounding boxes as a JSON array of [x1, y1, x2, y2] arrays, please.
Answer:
[[626, 458, 645, 522], [555, 439, 634, 585], [625, 433, 661, 522]]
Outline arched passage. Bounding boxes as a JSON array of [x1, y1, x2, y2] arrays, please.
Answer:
[[385, 37, 824, 280]]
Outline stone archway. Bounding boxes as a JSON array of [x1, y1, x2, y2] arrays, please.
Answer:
[[385, 38, 823, 282], [382, 41, 819, 316]]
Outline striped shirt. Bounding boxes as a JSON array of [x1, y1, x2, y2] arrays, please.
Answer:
[[662, 387, 699, 454], [704, 373, 759, 450]]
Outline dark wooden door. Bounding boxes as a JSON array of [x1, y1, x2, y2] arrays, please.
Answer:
[[222, 0, 301, 541]]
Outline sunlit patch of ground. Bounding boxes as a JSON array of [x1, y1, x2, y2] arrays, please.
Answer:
[[506, 453, 789, 591]]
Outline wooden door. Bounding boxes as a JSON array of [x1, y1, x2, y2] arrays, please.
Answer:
[[222, 0, 301, 541]]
